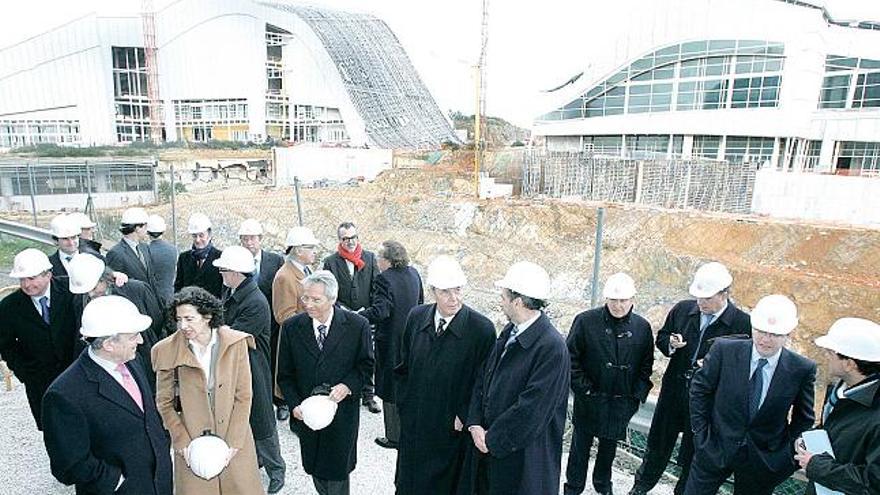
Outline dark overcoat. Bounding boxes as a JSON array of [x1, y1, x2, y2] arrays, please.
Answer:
[[323, 250, 379, 310], [146, 239, 177, 305], [361, 265, 423, 401], [174, 245, 223, 298], [395, 303, 495, 495], [105, 240, 155, 287], [567, 305, 654, 440], [805, 378, 880, 494], [0, 282, 77, 429], [41, 351, 172, 495], [277, 308, 374, 480], [222, 276, 276, 441], [255, 249, 284, 386], [49, 245, 103, 291], [690, 338, 816, 482], [463, 313, 571, 495]]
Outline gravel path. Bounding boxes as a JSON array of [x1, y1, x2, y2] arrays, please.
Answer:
[[1, 376, 673, 495]]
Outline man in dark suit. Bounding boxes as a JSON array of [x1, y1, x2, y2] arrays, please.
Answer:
[[216, 246, 286, 494], [686, 294, 816, 495], [106, 207, 156, 289], [238, 219, 285, 420], [0, 248, 78, 430], [174, 212, 223, 297], [630, 262, 751, 495], [277, 270, 374, 495], [68, 212, 103, 254], [323, 221, 381, 413], [48, 213, 103, 290], [146, 215, 177, 305], [42, 295, 172, 495], [394, 255, 493, 494], [466, 261, 570, 495]]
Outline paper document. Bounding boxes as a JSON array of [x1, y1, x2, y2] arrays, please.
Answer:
[[801, 430, 843, 495]]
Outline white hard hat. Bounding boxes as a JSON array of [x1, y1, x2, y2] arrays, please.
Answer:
[[603, 272, 636, 299], [50, 214, 81, 238], [9, 248, 53, 278], [68, 253, 106, 294], [238, 218, 264, 236], [120, 207, 149, 225], [495, 261, 551, 300], [187, 434, 230, 480], [80, 295, 152, 338], [750, 294, 798, 335], [212, 246, 255, 273], [688, 262, 733, 298], [146, 215, 166, 233], [187, 213, 212, 234], [285, 226, 319, 247], [426, 255, 467, 289], [68, 212, 97, 229], [815, 318, 880, 362], [300, 395, 338, 431]]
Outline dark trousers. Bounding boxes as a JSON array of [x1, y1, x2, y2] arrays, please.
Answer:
[[362, 325, 376, 403], [270, 321, 285, 406], [25, 379, 50, 431], [683, 445, 780, 495], [313, 476, 350, 495], [383, 401, 400, 443], [633, 393, 694, 494], [564, 426, 618, 494], [256, 430, 286, 482]]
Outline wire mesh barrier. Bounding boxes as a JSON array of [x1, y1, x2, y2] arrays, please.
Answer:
[[521, 151, 758, 214]]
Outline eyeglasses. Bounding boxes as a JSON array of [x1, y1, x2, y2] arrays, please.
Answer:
[[340, 235, 358, 242], [300, 295, 328, 304]]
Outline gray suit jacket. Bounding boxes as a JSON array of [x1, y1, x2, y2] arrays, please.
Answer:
[[147, 239, 177, 305]]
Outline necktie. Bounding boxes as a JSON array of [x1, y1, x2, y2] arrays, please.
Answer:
[[64, 255, 72, 263], [135, 245, 147, 268], [822, 383, 841, 423], [501, 327, 519, 358], [749, 358, 769, 418], [436, 318, 447, 336], [116, 363, 144, 411], [691, 313, 713, 364], [304, 266, 312, 276], [39, 296, 50, 324], [254, 257, 260, 277], [317, 324, 327, 350]]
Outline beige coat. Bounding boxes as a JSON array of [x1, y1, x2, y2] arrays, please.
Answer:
[[152, 326, 262, 495], [271, 260, 308, 399]]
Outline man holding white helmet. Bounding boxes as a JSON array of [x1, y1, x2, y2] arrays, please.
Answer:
[[394, 255, 492, 494], [277, 270, 374, 495], [214, 246, 286, 493], [175, 212, 223, 297], [106, 207, 156, 288], [41, 295, 172, 495], [630, 261, 751, 495], [464, 261, 570, 495], [0, 248, 77, 430], [68, 211, 103, 254], [146, 214, 177, 305], [685, 294, 816, 495], [795, 317, 880, 494], [564, 273, 654, 495]]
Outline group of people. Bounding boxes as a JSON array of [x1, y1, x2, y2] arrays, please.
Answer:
[[0, 209, 877, 495]]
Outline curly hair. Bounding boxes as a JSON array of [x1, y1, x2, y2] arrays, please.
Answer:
[[378, 240, 409, 268], [170, 286, 224, 329]]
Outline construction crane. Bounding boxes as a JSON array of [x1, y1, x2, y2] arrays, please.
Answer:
[[142, 0, 162, 144], [474, 0, 489, 197]]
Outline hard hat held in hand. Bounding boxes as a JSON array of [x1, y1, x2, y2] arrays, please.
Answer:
[[238, 218, 263, 236], [750, 294, 798, 335], [121, 207, 149, 225], [9, 248, 53, 278], [426, 255, 467, 289], [68, 253, 105, 294], [50, 214, 81, 238], [494, 261, 551, 300], [212, 246, 256, 273], [187, 213, 212, 234], [300, 395, 338, 431], [688, 261, 733, 298], [815, 317, 880, 362], [187, 434, 230, 481], [80, 295, 152, 338], [147, 215, 166, 233], [603, 272, 636, 299], [285, 226, 319, 247]]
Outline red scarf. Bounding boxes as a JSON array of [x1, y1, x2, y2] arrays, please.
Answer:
[[337, 243, 365, 271]]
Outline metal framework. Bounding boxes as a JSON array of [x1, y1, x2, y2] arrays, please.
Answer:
[[142, 0, 162, 143]]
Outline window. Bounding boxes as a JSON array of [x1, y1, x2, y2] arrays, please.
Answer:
[[819, 75, 851, 108], [853, 72, 880, 108], [724, 136, 774, 165], [626, 135, 669, 158], [836, 141, 880, 175], [731, 76, 780, 108], [693, 135, 722, 159], [819, 55, 880, 109]]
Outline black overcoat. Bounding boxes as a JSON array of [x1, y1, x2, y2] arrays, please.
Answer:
[[105, 240, 155, 288], [255, 249, 284, 385], [567, 305, 654, 440], [222, 276, 276, 441], [361, 265, 423, 401], [394, 303, 495, 495], [323, 250, 379, 310], [174, 245, 223, 298], [49, 245, 103, 292], [41, 351, 173, 495], [0, 282, 77, 429], [277, 307, 374, 480], [463, 312, 570, 495]]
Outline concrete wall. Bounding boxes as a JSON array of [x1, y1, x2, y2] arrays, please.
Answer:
[[751, 168, 880, 226], [274, 146, 392, 185]]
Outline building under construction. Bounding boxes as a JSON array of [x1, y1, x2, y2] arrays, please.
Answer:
[[0, 0, 459, 150]]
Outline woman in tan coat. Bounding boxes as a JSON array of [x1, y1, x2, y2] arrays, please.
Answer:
[[152, 286, 262, 494]]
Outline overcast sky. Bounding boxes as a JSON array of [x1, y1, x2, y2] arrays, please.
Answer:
[[2, 0, 880, 128]]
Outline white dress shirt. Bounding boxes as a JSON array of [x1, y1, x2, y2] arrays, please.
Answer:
[[30, 286, 51, 315], [312, 308, 335, 342], [189, 329, 218, 379], [749, 344, 782, 409]]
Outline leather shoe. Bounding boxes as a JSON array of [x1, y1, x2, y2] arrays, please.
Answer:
[[268, 478, 285, 494], [374, 437, 399, 449], [364, 398, 381, 414], [276, 405, 290, 421], [627, 488, 647, 495]]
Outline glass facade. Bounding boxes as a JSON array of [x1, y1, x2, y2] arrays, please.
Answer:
[[693, 135, 722, 159], [0, 120, 81, 148], [819, 55, 880, 109], [836, 141, 880, 175], [724, 136, 775, 165], [0, 162, 153, 196], [539, 39, 784, 121], [112, 46, 154, 143]]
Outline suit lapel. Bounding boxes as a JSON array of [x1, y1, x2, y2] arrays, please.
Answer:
[[334, 256, 352, 284], [320, 309, 346, 358], [758, 348, 790, 419], [738, 342, 754, 419], [82, 353, 144, 418], [296, 316, 320, 358]]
